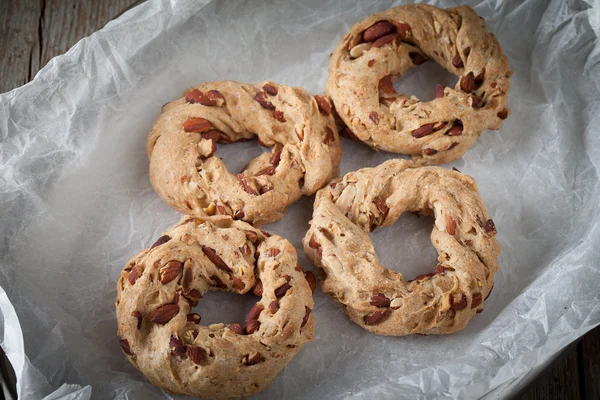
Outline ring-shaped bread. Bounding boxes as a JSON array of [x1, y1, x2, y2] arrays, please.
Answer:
[[326, 4, 511, 165], [303, 160, 499, 335], [147, 80, 342, 226], [116, 216, 315, 399]]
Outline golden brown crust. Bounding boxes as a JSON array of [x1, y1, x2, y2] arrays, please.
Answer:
[[326, 4, 511, 165], [147, 80, 342, 226], [303, 160, 499, 336], [116, 217, 314, 399]]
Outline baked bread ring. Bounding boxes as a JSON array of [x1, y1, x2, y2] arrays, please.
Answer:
[[303, 160, 499, 336], [326, 4, 511, 165], [147, 80, 342, 226], [116, 217, 315, 399]]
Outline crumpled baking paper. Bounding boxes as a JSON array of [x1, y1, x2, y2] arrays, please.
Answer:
[[1, 0, 599, 398]]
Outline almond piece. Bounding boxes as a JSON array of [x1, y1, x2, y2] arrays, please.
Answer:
[[231, 275, 245, 291], [447, 121, 464, 136], [445, 215, 457, 235], [127, 268, 139, 285], [369, 111, 379, 124], [423, 148, 438, 156], [244, 351, 261, 365], [170, 335, 185, 356], [181, 265, 193, 292], [148, 304, 179, 325], [275, 281, 292, 298], [273, 110, 286, 122], [304, 271, 317, 294], [379, 75, 397, 95], [252, 279, 263, 296], [323, 127, 335, 145], [186, 345, 206, 365], [409, 52, 428, 65], [187, 313, 201, 324], [255, 92, 275, 110], [471, 292, 483, 309], [237, 174, 259, 195], [370, 293, 391, 308], [314, 95, 331, 116], [131, 311, 142, 330], [160, 261, 183, 284], [363, 308, 390, 325], [268, 248, 280, 257], [483, 219, 497, 235], [435, 84, 445, 99], [150, 235, 170, 249], [392, 21, 412, 39], [119, 339, 133, 356], [450, 292, 468, 310], [301, 306, 312, 328]]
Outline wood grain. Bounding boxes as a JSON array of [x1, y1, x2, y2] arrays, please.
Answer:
[[0, 1, 598, 400]]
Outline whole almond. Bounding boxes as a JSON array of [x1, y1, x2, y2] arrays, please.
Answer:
[[252, 279, 263, 296], [183, 117, 212, 133], [246, 303, 264, 323], [435, 84, 445, 99], [149, 304, 179, 325], [263, 84, 278, 96], [245, 319, 260, 334], [446, 121, 464, 136], [160, 260, 183, 284], [231, 275, 245, 291], [452, 52, 464, 68], [255, 92, 275, 110], [460, 72, 475, 93], [363, 21, 396, 42], [268, 300, 279, 313], [379, 75, 397, 95], [411, 123, 435, 138], [228, 323, 244, 335], [372, 33, 397, 48], [268, 248, 280, 257], [202, 246, 231, 273], [181, 265, 193, 292]]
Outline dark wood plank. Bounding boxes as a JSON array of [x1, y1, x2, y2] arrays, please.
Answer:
[[40, 0, 142, 69], [581, 327, 600, 399], [518, 344, 581, 400], [0, 0, 141, 94], [0, 0, 42, 92]]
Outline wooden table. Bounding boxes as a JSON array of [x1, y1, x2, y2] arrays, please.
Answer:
[[0, 1, 598, 399]]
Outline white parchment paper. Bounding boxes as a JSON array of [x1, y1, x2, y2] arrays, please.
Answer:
[[1, 0, 599, 398]]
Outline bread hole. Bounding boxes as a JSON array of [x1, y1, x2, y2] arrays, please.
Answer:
[[215, 137, 271, 175], [370, 213, 439, 280], [189, 290, 258, 326], [393, 61, 457, 102]]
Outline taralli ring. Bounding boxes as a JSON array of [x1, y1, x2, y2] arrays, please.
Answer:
[[116, 217, 315, 399], [326, 4, 511, 165], [147, 80, 342, 226], [303, 160, 499, 336]]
